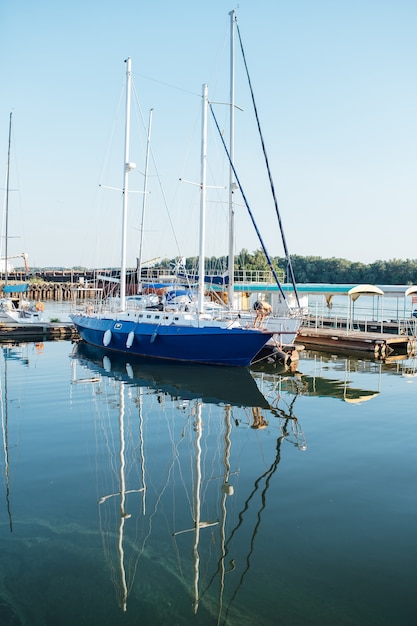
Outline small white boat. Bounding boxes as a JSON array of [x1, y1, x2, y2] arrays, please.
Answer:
[[0, 292, 44, 324], [1, 113, 43, 324]]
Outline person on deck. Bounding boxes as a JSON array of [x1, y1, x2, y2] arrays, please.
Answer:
[[253, 300, 272, 328]]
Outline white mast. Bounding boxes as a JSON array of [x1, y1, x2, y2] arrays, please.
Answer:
[[120, 57, 135, 311], [4, 113, 12, 285], [227, 9, 236, 308], [198, 84, 208, 314]]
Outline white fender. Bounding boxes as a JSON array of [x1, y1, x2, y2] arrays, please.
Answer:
[[126, 331, 135, 348], [126, 363, 134, 379], [103, 356, 111, 372], [103, 329, 112, 347]]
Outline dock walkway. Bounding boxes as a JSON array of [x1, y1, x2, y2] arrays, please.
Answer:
[[297, 325, 414, 357], [0, 322, 77, 342]]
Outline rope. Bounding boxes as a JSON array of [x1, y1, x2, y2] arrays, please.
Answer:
[[235, 19, 300, 307], [209, 103, 288, 304]]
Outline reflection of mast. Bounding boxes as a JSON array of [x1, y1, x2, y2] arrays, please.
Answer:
[[1, 353, 13, 532], [223, 417, 295, 621], [203, 395, 306, 623], [217, 405, 234, 624], [98, 381, 144, 612], [137, 387, 147, 514], [117, 383, 129, 611], [71, 349, 148, 613], [172, 401, 218, 614], [192, 401, 202, 613]]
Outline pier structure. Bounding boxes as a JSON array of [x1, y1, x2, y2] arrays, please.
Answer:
[[0, 322, 77, 342], [296, 326, 415, 358]]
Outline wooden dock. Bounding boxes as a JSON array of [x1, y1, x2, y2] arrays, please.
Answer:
[[297, 326, 415, 357], [0, 322, 78, 342]]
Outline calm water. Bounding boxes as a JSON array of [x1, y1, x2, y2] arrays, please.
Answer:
[[0, 339, 416, 626]]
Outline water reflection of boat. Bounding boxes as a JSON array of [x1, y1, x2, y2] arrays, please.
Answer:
[[70, 339, 305, 619], [72, 341, 270, 409]]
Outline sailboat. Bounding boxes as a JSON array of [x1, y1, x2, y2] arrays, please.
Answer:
[[71, 59, 273, 367], [0, 112, 43, 324]]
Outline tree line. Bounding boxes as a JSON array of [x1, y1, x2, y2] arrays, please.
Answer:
[[157, 249, 417, 285]]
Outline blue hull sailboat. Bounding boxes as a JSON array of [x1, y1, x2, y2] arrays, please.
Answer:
[[71, 309, 272, 367], [71, 60, 272, 367]]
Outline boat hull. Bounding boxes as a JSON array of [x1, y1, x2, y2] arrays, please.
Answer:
[[0, 300, 43, 324], [71, 314, 273, 367]]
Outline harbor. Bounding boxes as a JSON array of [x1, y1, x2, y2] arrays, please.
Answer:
[[1, 1, 416, 623], [1, 278, 417, 360], [0, 310, 415, 363]]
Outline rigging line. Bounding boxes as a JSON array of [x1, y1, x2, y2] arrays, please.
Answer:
[[235, 20, 300, 307], [128, 401, 182, 594], [201, 419, 290, 606], [223, 423, 290, 623], [209, 103, 289, 304], [133, 71, 201, 99], [142, 115, 196, 293]]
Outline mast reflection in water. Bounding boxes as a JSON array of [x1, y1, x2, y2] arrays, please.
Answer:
[[70, 341, 306, 621]]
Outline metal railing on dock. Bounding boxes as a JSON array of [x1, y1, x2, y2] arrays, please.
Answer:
[[301, 313, 417, 337]]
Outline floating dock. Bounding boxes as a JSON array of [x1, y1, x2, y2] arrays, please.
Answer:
[[0, 322, 78, 342], [297, 326, 415, 357]]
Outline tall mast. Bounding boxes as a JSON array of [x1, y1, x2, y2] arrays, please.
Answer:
[[4, 113, 12, 286], [137, 108, 153, 294], [120, 58, 135, 311], [227, 9, 236, 308], [198, 84, 208, 314]]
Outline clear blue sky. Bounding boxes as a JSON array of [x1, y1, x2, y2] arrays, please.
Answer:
[[1, 0, 416, 269]]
